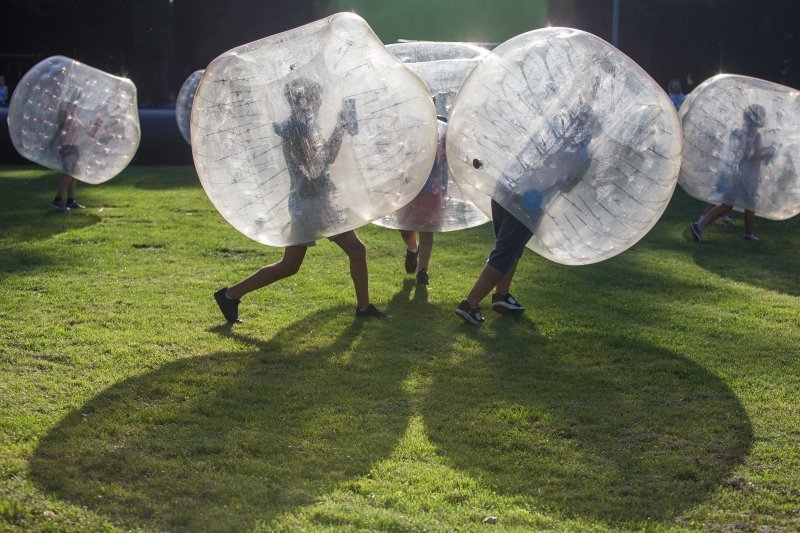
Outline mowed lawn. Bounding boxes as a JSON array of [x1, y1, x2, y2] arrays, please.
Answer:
[[0, 165, 798, 531]]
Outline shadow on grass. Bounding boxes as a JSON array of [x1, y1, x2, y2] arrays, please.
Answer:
[[30, 275, 752, 529], [0, 172, 101, 243], [30, 304, 412, 531], [690, 227, 800, 296], [420, 320, 753, 525]]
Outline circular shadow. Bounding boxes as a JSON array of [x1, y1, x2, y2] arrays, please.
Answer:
[[419, 323, 752, 525], [30, 306, 411, 531]]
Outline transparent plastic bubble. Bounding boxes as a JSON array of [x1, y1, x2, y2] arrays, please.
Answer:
[[678, 74, 800, 220], [447, 27, 682, 265], [7, 56, 140, 184], [373, 42, 490, 232], [176, 70, 203, 145], [191, 13, 438, 246]]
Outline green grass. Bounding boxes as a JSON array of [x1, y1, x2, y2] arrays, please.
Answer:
[[1, 165, 798, 531]]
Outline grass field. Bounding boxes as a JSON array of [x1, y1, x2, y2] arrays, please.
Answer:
[[1, 165, 798, 531]]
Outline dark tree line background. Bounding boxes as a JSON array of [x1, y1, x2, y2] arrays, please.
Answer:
[[1, 0, 798, 107]]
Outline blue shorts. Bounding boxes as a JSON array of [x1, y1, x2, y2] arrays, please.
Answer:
[[487, 199, 532, 273]]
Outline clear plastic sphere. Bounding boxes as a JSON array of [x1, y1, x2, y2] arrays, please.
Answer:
[[447, 28, 682, 265], [176, 70, 203, 145], [191, 13, 438, 246], [679, 74, 800, 220], [373, 42, 490, 232], [8, 56, 140, 184]]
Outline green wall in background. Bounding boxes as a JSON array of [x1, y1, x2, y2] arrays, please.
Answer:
[[324, 0, 549, 45]]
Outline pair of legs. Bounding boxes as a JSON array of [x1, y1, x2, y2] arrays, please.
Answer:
[[693, 204, 755, 240], [221, 230, 380, 319], [56, 175, 78, 200], [457, 200, 530, 324], [399, 230, 433, 284], [52, 175, 84, 211]]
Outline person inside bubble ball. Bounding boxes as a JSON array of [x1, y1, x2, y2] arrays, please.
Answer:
[[456, 102, 598, 326], [398, 115, 448, 286], [690, 103, 776, 242], [49, 97, 103, 211], [214, 77, 384, 323]]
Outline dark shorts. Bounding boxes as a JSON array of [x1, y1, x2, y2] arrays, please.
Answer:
[[487, 199, 533, 274], [59, 144, 79, 175]]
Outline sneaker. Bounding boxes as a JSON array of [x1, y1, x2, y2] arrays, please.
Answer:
[[690, 222, 703, 242], [491, 292, 525, 315], [51, 199, 69, 212], [416, 268, 429, 285], [356, 303, 386, 319], [405, 249, 419, 274], [214, 288, 242, 323], [66, 200, 85, 209], [455, 299, 484, 325], [743, 234, 758, 241], [720, 214, 733, 224]]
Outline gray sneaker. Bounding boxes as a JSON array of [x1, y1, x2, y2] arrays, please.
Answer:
[[456, 299, 484, 325], [51, 199, 69, 212], [491, 292, 525, 315]]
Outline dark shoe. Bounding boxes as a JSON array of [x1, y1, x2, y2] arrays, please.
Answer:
[[456, 299, 484, 325], [405, 249, 419, 274], [214, 288, 241, 323], [356, 303, 386, 319], [66, 200, 85, 209], [51, 200, 69, 212], [491, 292, 525, 315], [416, 268, 429, 285], [690, 222, 703, 242], [743, 233, 758, 241]]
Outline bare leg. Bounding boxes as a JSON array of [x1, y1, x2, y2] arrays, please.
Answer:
[[56, 175, 72, 198], [67, 177, 78, 198], [465, 263, 504, 307], [417, 232, 434, 272], [332, 231, 370, 310], [399, 230, 417, 252], [744, 209, 755, 236], [227, 246, 307, 300], [699, 204, 733, 229], [494, 257, 520, 295]]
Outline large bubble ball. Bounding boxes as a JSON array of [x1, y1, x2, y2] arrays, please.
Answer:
[[679, 74, 800, 220], [8, 56, 140, 184], [176, 70, 203, 145], [447, 27, 682, 265], [191, 13, 438, 246], [373, 42, 490, 232]]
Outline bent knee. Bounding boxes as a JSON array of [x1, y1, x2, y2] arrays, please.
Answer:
[[346, 241, 367, 260], [276, 259, 302, 277]]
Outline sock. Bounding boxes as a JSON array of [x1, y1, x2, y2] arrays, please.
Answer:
[[409, 245, 418, 253]]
